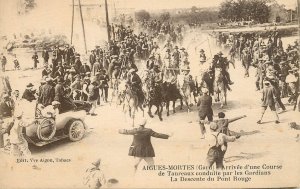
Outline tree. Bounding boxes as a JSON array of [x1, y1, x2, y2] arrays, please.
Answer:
[[24, 0, 36, 13], [135, 10, 151, 21], [160, 12, 171, 22], [218, 0, 270, 23]]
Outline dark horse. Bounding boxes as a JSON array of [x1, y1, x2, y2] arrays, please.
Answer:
[[161, 80, 183, 116], [144, 78, 164, 121]]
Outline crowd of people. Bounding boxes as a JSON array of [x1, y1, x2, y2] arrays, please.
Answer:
[[214, 30, 299, 116], [0, 18, 299, 175]]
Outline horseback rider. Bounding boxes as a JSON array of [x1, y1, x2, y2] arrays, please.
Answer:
[[150, 65, 163, 87], [178, 65, 195, 97], [127, 69, 144, 104], [146, 55, 155, 70], [172, 46, 181, 70], [213, 52, 234, 91]]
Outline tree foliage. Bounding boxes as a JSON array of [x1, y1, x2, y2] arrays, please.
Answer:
[[135, 10, 151, 21], [219, 0, 270, 23], [160, 12, 171, 22]]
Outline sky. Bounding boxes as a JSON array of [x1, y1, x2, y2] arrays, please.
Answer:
[[112, 0, 297, 10], [0, 0, 297, 46]]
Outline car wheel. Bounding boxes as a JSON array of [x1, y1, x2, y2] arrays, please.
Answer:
[[37, 118, 56, 141], [68, 119, 85, 142]]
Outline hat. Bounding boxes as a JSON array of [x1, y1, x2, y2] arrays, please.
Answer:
[[217, 51, 223, 56], [166, 49, 170, 52], [45, 77, 53, 82], [129, 68, 136, 73], [137, 117, 147, 126], [84, 76, 90, 80], [92, 159, 101, 167], [180, 47, 185, 50], [52, 101, 61, 106], [174, 46, 178, 49], [200, 49, 204, 52], [69, 67, 76, 73], [14, 108, 23, 118], [27, 83, 34, 87], [210, 122, 218, 131], [264, 80, 270, 84], [201, 88, 209, 94], [279, 60, 286, 65], [75, 53, 80, 57], [85, 72, 91, 75]]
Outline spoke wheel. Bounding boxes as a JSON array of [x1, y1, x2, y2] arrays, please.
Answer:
[[68, 120, 85, 142]]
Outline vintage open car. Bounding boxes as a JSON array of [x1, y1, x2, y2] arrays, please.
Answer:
[[24, 98, 91, 146]]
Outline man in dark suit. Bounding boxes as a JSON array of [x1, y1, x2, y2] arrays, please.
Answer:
[[53, 66, 64, 79], [0, 94, 13, 118], [22, 83, 36, 102], [80, 62, 91, 75], [119, 118, 171, 172], [89, 50, 96, 69], [32, 51, 39, 69], [42, 48, 49, 64], [197, 88, 213, 139], [38, 78, 55, 106]]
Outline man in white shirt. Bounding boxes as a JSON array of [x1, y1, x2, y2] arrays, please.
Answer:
[[206, 122, 240, 169]]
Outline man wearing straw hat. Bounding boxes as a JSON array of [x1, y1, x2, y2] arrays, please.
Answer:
[[118, 117, 171, 172]]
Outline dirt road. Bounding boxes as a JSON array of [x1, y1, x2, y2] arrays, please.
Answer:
[[0, 32, 299, 188]]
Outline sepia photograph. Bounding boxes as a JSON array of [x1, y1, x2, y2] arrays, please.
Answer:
[[0, 0, 299, 188]]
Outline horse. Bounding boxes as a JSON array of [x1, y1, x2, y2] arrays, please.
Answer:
[[116, 80, 144, 127], [144, 76, 163, 121], [213, 68, 227, 108], [161, 79, 183, 116], [177, 74, 196, 113]]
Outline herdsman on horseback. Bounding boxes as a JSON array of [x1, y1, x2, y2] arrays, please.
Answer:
[[212, 52, 234, 91], [177, 65, 196, 111], [127, 69, 145, 105], [145, 65, 164, 121]]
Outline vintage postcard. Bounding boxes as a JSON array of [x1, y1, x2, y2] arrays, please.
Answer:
[[0, 0, 299, 188]]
